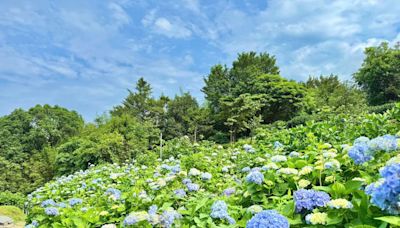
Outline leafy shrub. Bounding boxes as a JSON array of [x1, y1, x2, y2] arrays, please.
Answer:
[[0, 191, 26, 209]]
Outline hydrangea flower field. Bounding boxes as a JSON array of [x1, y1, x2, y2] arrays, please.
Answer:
[[25, 105, 400, 227]]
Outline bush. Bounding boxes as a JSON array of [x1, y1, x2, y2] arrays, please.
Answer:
[[368, 102, 396, 114], [0, 191, 26, 209]]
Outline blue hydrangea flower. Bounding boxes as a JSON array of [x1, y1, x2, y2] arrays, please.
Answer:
[[41, 199, 56, 207], [170, 164, 181, 173], [174, 189, 186, 197], [210, 200, 229, 219], [294, 189, 330, 212], [223, 187, 235, 197], [243, 144, 255, 153], [57, 202, 67, 208], [380, 163, 400, 178], [123, 215, 139, 226], [148, 205, 158, 215], [25, 220, 39, 228], [366, 163, 400, 214], [274, 141, 284, 150], [186, 183, 200, 192], [45, 207, 59, 216], [105, 188, 121, 200], [242, 167, 251, 172], [160, 210, 181, 228], [69, 198, 83, 206], [354, 136, 370, 144], [246, 210, 289, 228], [348, 143, 373, 164], [246, 171, 264, 185], [210, 201, 235, 224], [182, 178, 192, 184], [201, 172, 212, 181], [368, 135, 398, 152]]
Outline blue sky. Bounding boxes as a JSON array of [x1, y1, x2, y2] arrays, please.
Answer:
[[1, 0, 399, 121]]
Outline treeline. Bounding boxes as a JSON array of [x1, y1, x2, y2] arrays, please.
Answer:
[[0, 42, 399, 196]]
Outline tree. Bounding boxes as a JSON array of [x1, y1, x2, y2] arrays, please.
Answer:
[[0, 105, 83, 193], [220, 94, 264, 142], [112, 77, 154, 119], [253, 74, 312, 122], [306, 75, 366, 113], [353, 42, 400, 105]]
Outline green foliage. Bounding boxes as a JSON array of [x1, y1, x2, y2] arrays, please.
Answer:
[[354, 42, 400, 105], [24, 103, 400, 227], [203, 52, 311, 140], [55, 114, 155, 176], [0, 105, 83, 193], [0, 191, 26, 209], [306, 74, 367, 114]]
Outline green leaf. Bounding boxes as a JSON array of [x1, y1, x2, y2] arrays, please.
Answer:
[[375, 216, 400, 226], [331, 182, 346, 195], [194, 198, 208, 212]]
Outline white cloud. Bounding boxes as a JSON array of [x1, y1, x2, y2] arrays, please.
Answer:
[[142, 11, 192, 38]]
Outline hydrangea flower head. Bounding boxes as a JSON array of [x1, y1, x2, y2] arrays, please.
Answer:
[[45, 207, 59, 216], [182, 178, 192, 184], [186, 183, 200, 192], [327, 199, 353, 209], [247, 205, 263, 214], [305, 212, 328, 225], [273, 141, 284, 150], [241, 167, 251, 172], [189, 168, 201, 176], [368, 135, 398, 152], [246, 210, 289, 228], [223, 187, 235, 197], [210, 200, 236, 224], [160, 209, 181, 228], [201, 172, 212, 181], [246, 171, 264, 185], [105, 188, 121, 200], [324, 159, 340, 170], [41, 199, 56, 207], [348, 143, 373, 164], [210, 200, 229, 219], [278, 168, 298, 175], [123, 211, 149, 226], [69, 198, 83, 206], [243, 144, 255, 153], [294, 189, 330, 212], [366, 163, 400, 214], [174, 189, 187, 197], [271, 155, 287, 163]]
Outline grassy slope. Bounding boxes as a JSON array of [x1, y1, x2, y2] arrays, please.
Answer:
[[0, 206, 25, 227]]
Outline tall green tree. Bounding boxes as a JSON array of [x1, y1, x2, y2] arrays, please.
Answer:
[[0, 105, 83, 193], [112, 77, 154, 119], [354, 42, 400, 105], [306, 75, 366, 113]]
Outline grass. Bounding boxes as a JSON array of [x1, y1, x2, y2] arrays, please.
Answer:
[[0, 205, 26, 223]]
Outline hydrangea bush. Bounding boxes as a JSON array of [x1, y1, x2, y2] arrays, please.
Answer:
[[24, 104, 400, 227]]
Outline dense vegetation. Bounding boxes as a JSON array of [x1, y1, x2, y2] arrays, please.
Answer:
[[1, 42, 400, 227]]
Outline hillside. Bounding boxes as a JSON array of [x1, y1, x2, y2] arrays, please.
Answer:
[[23, 104, 400, 227]]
